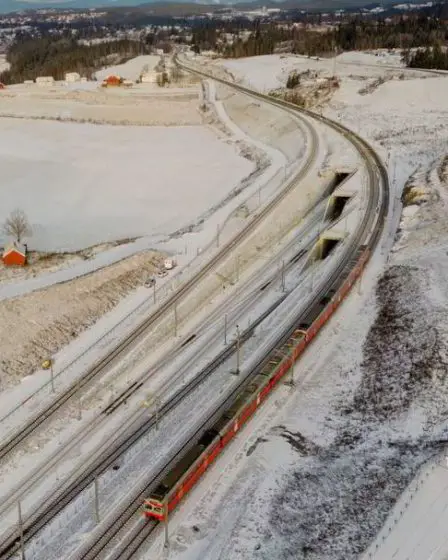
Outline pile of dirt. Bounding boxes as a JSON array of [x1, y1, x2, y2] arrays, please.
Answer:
[[270, 71, 340, 109]]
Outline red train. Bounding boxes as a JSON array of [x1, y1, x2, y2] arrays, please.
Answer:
[[143, 246, 370, 522]]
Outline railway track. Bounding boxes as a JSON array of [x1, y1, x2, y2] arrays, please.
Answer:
[[0, 193, 330, 535], [4, 61, 388, 560], [0, 94, 319, 466], [83, 58, 388, 559], [0, 238, 326, 558]]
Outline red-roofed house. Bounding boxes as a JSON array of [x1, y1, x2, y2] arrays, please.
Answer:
[[2, 243, 27, 266]]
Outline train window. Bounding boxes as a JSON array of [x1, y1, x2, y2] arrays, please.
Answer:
[[144, 500, 164, 515]]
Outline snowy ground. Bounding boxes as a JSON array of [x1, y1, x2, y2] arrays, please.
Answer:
[[94, 54, 160, 82], [0, 119, 252, 252], [217, 51, 448, 193], [0, 82, 202, 126], [134, 52, 448, 560]]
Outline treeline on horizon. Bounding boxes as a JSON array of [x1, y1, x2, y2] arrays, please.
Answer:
[[192, 15, 448, 69], [0, 35, 150, 84]]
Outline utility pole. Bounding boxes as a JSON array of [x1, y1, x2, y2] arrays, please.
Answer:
[[94, 478, 100, 524], [232, 325, 241, 375], [51, 361, 55, 393], [17, 501, 25, 560], [77, 377, 82, 421], [174, 304, 178, 338], [281, 260, 286, 292], [155, 396, 160, 430], [164, 503, 169, 549]]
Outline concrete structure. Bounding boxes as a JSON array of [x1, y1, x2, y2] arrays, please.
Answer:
[[65, 72, 81, 83], [164, 258, 176, 270], [2, 243, 27, 266], [23, 80, 34, 85], [36, 76, 55, 86], [141, 71, 158, 84]]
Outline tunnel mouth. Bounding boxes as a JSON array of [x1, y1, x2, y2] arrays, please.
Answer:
[[328, 195, 351, 221], [305, 236, 342, 270], [320, 237, 340, 260], [323, 171, 351, 197]]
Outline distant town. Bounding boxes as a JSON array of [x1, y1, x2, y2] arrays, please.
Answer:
[[0, 1, 446, 56]]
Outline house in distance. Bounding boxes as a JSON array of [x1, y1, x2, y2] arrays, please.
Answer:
[[2, 242, 27, 266]]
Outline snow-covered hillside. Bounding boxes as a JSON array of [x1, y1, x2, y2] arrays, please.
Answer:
[[219, 51, 448, 215]]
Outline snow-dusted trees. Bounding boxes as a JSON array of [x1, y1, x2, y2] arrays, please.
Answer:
[[2, 209, 32, 243]]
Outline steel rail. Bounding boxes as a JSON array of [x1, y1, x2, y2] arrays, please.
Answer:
[[0, 193, 328, 541], [0, 89, 319, 465], [4, 62, 388, 560], [74, 62, 389, 558]]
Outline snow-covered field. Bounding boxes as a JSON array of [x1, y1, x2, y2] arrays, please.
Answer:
[[0, 119, 252, 252], [94, 54, 160, 82], [143, 52, 448, 560], [218, 51, 448, 191]]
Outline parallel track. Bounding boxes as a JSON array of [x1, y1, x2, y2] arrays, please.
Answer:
[[89, 59, 389, 559], [4, 61, 388, 560], [0, 94, 319, 464], [0, 193, 332, 558]]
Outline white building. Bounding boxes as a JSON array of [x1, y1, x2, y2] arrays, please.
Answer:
[[65, 72, 81, 83], [141, 71, 158, 84], [36, 76, 54, 86]]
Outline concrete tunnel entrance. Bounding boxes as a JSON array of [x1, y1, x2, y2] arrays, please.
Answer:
[[326, 195, 351, 221], [304, 235, 343, 270], [322, 172, 351, 198]]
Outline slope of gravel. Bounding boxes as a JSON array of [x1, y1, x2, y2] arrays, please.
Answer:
[[0, 250, 162, 387]]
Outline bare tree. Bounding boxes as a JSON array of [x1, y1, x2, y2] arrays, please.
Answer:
[[2, 209, 32, 244]]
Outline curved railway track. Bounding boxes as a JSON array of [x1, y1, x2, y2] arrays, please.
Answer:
[[2, 60, 389, 560], [0, 222, 327, 558], [64, 60, 389, 560], [0, 97, 319, 464], [87, 58, 389, 560]]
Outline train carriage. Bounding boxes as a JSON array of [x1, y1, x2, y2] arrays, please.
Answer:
[[143, 247, 371, 524]]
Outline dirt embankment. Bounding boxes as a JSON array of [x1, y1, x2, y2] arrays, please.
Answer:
[[0, 251, 163, 388]]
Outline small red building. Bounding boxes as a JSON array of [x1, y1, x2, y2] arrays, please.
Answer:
[[0, 83, 5, 90], [102, 75, 122, 88], [2, 243, 27, 266]]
